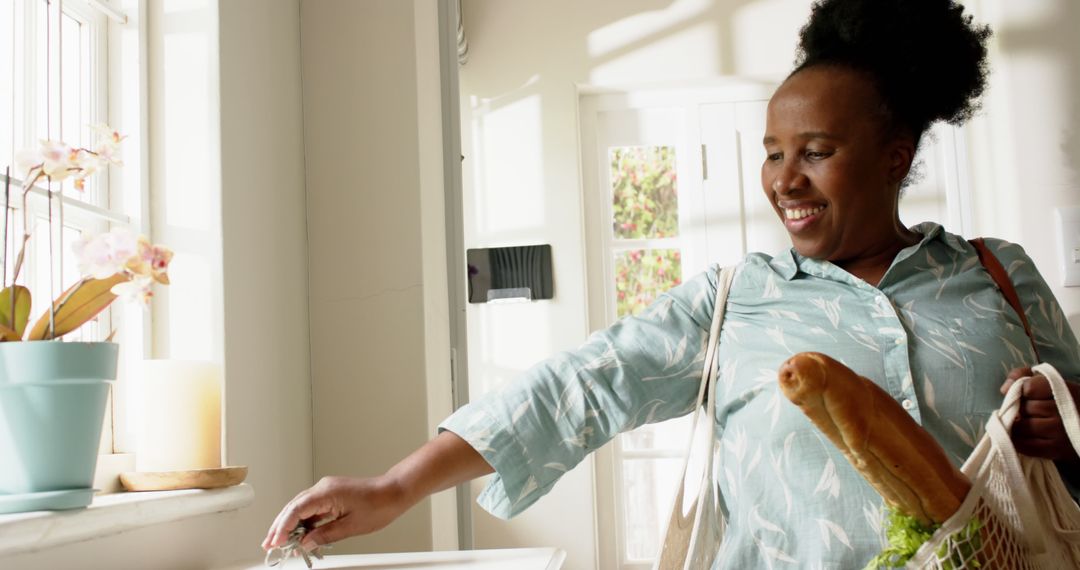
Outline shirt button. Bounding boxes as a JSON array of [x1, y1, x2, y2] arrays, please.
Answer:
[[902, 399, 915, 410], [894, 337, 906, 346]]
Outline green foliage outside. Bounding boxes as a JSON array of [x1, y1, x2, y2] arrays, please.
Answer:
[[610, 146, 678, 239], [615, 249, 682, 317]]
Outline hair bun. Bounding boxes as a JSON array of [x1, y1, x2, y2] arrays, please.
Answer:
[[795, 0, 992, 137]]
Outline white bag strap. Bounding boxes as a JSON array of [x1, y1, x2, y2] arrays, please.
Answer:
[[988, 383, 1048, 554], [670, 265, 733, 519], [653, 265, 735, 570], [990, 362, 1080, 554], [1031, 362, 1080, 459]]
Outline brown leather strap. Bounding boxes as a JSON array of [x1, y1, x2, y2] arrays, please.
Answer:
[[970, 238, 1040, 361]]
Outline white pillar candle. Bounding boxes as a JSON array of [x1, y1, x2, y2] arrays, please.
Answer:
[[135, 360, 222, 472]]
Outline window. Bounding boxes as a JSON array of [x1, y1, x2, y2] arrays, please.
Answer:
[[581, 86, 971, 568], [1, 0, 145, 459]]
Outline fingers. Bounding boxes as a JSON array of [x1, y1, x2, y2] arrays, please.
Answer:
[[1012, 416, 1065, 440], [1012, 407, 1074, 461], [263, 493, 302, 549], [1000, 366, 1035, 395], [263, 491, 326, 549], [1021, 398, 1060, 419], [300, 516, 352, 551], [1006, 366, 1034, 382], [1020, 375, 1054, 400]]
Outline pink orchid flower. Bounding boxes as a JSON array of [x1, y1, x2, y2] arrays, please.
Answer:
[[110, 277, 154, 305], [73, 228, 139, 280]]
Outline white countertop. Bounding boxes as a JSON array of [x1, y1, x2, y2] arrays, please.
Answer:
[[234, 547, 566, 570]]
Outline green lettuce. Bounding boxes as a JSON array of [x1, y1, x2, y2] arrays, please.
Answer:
[[864, 509, 982, 569]]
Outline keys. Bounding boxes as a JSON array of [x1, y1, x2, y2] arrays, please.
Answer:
[[265, 523, 326, 569]]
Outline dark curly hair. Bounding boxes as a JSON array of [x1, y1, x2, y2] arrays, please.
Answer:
[[793, 0, 992, 145]]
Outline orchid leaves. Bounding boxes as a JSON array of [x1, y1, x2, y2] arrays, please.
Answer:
[[0, 286, 31, 340], [27, 274, 128, 341]]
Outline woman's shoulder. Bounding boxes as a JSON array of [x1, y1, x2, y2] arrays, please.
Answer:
[[963, 234, 1036, 269], [916, 222, 1035, 267]]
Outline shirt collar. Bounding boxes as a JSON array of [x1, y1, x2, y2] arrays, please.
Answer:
[[769, 221, 963, 281]]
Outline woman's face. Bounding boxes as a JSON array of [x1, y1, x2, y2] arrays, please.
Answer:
[[761, 65, 912, 262]]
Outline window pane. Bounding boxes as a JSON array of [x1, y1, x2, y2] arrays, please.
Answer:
[[35, 0, 51, 143], [30, 214, 50, 329], [4, 207, 22, 287], [622, 458, 682, 562], [610, 146, 678, 239], [29, 216, 97, 342], [621, 413, 694, 452], [0, 2, 13, 169], [61, 14, 82, 148], [615, 248, 682, 318], [61, 12, 93, 203]]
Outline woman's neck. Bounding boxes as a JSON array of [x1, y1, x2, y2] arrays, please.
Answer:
[[835, 228, 921, 287]]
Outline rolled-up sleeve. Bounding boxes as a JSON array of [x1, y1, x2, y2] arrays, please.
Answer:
[[439, 265, 721, 519]]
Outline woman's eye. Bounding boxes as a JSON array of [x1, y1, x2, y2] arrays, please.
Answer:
[[766, 152, 783, 162], [806, 150, 831, 160]]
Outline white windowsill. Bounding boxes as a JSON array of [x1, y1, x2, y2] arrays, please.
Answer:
[[0, 483, 254, 557]]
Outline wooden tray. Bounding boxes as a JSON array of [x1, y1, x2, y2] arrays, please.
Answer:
[[120, 466, 248, 491]]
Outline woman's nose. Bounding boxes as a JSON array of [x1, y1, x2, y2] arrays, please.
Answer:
[[771, 166, 808, 195]]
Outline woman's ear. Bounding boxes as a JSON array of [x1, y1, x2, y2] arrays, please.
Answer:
[[887, 138, 917, 184]]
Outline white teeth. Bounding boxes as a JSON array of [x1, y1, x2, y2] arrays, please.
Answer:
[[783, 206, 824, 220]]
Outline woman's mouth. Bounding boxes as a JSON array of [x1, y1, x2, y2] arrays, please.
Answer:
[[781, 205, 826, 231]]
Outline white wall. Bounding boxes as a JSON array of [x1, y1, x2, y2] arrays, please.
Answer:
[[965, 0, 1080, 323], [301, 0, 455, 556], [1, 0, 314, 568], [458, 0, 1080, 568]]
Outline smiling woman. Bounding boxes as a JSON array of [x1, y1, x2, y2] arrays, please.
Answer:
[[263, 1, 1080, 569]]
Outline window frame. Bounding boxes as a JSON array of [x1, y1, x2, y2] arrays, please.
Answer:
[[2, 0, 148, 461]]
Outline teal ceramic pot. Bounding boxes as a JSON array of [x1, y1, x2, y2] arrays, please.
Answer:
[[0, 381, 111, 495], [0, 341, 118, 385], [0, 342, 118, 508]]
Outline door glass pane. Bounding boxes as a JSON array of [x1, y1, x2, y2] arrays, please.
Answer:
[[621, 413, 694, 452], [622, 458, 682, 562], [610, 146, 678, 239], [614, 248, 681, 318]]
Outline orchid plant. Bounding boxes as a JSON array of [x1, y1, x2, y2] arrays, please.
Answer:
[[2, 125, 172, 342]]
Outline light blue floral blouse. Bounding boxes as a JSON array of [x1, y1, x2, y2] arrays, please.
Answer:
[[440, 222, 1080, 568]]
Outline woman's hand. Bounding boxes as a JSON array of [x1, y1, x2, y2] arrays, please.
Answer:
[[262, 431, 493, 552], [262, 475, 410, 552], [1000, 367, 1080, 466]]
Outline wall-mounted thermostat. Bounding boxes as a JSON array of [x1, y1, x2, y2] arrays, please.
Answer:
[[466, 244, 554, 303]]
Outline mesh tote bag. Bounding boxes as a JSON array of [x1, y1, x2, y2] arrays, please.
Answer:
[[910, 240, 1080, 568], [908, 361, 1080, 569], [653, 265, 735, 570]]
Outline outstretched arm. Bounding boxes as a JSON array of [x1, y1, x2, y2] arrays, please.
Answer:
[[262, 430, 493, 551]]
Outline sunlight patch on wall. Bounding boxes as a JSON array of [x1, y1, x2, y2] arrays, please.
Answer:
[[164, 0, 207, 14], [588, 23, 719, 86], [586, 0, 713, 59], [163, 33, 210, 231], [470, 302, 554, 397], [730, 0, 807, 78], [165, 252, 213, 360], [472, 92, 546, 237]]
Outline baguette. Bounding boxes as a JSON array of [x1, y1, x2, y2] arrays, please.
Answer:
[[777, 352, 970, 526]]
